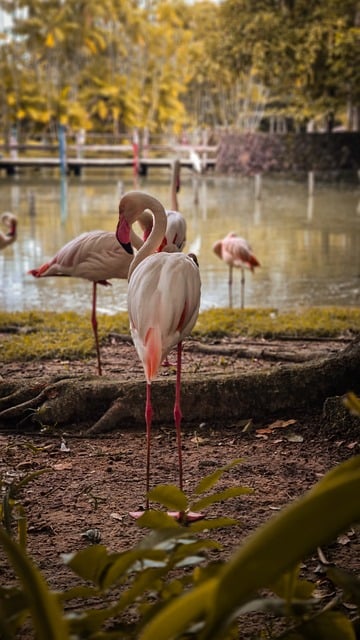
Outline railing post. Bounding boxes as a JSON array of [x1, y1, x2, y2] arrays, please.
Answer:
[[58, 124, 67, 177]]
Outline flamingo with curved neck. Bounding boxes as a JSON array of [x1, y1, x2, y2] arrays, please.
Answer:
[[117, 190, 201, 521], [135, 159, 186, 253]]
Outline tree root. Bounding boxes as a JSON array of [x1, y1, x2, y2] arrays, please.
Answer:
[[0, 337, 359, 433]]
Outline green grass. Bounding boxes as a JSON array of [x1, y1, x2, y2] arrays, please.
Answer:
[[0, 307, 359, 363]]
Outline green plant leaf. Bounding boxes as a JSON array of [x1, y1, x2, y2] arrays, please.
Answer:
[[62, 545, 115, 586], [203, 455, 360, 638], [285, 610, 356, 639], [188, 516, 239, 533], [140, 579, 217, 640], [193, 459, 243, 495], [135, 510, 182, 530], [191, 486, 252, 512], [147, 485, 188, 512], [0, 527, 68, 640], [139, 456, 360, 640], [325, 566, 360, 606]]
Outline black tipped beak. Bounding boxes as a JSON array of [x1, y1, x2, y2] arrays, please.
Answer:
[[121, 242, 134, 255]]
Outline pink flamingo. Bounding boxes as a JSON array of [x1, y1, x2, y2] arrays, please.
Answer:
[[116, 191, 201, 519], [137, 159, 186, 253], [0, 212, 17, 250], [29, 228, 142, 376], [213, 232, 260, 309]]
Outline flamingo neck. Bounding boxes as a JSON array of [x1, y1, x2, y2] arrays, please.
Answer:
[[118, 191, 167, 280]]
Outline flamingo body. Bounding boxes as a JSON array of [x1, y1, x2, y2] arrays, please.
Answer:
[[213, 233, 260, 308], [117, 190, 201, 519], [29, 228, 141, 375], [128, 251, 200, 383], [0, 212, 17, 250], [29, 230, 133, 282]]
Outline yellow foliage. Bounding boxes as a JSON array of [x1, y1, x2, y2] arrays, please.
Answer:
[[7, 94, 16, 106], [45, 32, 55, 48], [97, 100, 108, 121]]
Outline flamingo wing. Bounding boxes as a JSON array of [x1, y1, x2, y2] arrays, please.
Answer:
[[29, 231, 133, 282], [128, 252, 200, 382], [221, 234, 260, 271]]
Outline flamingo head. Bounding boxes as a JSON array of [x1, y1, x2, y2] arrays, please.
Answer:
[[212, 240, 222, 259], [116, 217, 133, 254]]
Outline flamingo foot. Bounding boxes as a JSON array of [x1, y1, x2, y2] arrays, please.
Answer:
[[129, 510, 147, 519], [167, 511, 204, 523]]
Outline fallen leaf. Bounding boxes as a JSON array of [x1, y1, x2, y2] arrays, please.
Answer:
[[110, 512, 124, 521], [53, 462, 73, 471], [347, 441, 358, 449], [191, 436, 209, 445], [256, 419, 297, 435]]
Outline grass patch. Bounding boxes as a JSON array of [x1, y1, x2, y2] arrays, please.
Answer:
[[0, 307, 359, 363]]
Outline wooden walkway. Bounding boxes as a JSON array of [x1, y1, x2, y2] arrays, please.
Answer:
[[0, 144, 217, 175]]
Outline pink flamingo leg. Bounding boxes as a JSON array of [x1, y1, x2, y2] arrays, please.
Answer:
[[168, 341, 203, 523], [145, 381, 153, 509], [91, 282, 102, 376], [240, 268, 245, 309], [228, 264, 233, 308]]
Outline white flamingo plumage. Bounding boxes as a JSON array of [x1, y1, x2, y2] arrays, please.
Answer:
[[213, 232, 260, 309], [116, 191, 201, 519], [28, 228, 142, 376], [0, 212, 17, 250]]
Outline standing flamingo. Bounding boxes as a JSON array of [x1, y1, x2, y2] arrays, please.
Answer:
[[0, 212, 17, 250], [213, 232, 260, 309], [137, 159, 187, 253], [116, 191, 201, 519], [28, 228, 142, 376]]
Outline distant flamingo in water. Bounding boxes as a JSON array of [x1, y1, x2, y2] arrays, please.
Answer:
[[213, 233, 260, 309], [116, 191, 201, 519], [0, 212, 17, 250], [28, 228, 142, 376]]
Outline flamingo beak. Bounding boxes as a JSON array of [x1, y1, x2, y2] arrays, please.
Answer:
[[116, 218, 133, 254]]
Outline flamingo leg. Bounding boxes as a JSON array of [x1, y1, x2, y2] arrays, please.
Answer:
[[228, 264, 233, 308], [168, 341, 204, 524], [145, 381, 153, 508], [129, 382, 152, 519], [91, 282, 102, 376], [240, 268, 245, 309]]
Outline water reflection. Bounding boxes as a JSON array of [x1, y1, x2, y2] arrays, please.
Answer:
[[0, 169, 359, 314]]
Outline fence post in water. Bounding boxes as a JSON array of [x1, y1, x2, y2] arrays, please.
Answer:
[[58, 124, 67, 177], [308, 170, 315, 196], [132, 129, 139, 186], [254, 173, 262, 200]]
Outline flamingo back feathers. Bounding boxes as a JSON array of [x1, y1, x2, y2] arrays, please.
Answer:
[[128, 252, 200, 383], [213, 233, 260, 271]]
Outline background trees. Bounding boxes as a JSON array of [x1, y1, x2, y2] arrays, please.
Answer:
[[0, 0, 358, 142]]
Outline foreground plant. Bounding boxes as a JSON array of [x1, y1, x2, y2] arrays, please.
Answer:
[[0, 455, 359, 639]]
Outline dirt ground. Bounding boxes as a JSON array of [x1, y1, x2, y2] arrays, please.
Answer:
[[0, 336, 359, 638]]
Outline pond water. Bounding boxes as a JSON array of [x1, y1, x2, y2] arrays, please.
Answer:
[[0, 168, 359, 315]]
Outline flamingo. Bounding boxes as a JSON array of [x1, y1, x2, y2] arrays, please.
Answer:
[[28, 227, 142, 376], [137, 159, 187, 253], [0, 212, 17, 250], [116, 191, 201, 520], [213, 232, 260, 309]]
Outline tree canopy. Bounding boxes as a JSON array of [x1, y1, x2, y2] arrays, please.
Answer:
[[0, 0, 358, 140]]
